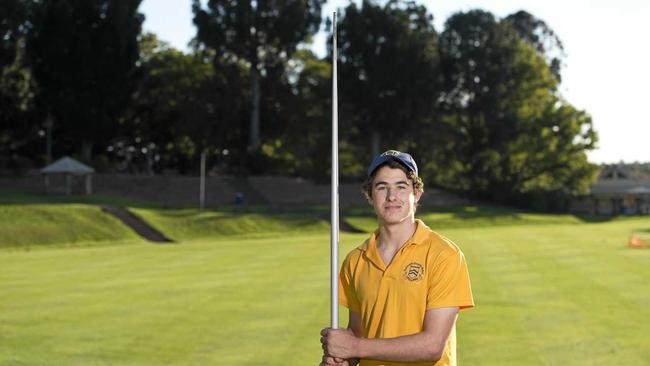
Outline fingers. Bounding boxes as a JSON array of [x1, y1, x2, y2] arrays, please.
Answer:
[[320, 355, 349, 366], [333, 357, 348, 365], [320, 327, 331, 336]]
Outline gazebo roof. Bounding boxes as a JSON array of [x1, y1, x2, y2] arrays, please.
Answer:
[[41, 156, 94, 174]]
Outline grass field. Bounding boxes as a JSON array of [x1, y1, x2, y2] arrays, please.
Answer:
[[0, 203, 142, 249], [2, 199, 650, 365]]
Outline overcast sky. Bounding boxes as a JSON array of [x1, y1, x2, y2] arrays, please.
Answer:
[[140, 0, 650, 164]]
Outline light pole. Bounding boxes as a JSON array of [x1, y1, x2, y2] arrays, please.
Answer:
[[200, 148, 207, 210], [44, 114, 53, 164]]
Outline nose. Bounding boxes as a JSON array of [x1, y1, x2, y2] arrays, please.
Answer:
[[386, 188, 396, 201]]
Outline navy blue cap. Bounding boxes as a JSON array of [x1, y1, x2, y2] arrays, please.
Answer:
[[367, 150, 418, 176]]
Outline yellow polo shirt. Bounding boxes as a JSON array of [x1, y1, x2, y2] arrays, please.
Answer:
[[339, 219, 474, 366]]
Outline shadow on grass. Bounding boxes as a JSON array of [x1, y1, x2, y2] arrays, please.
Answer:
[[574, 215, 616, 223], [434, 204, 621, 224], [344, 204, 623, 231]]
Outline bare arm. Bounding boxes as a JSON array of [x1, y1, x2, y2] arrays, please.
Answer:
[[344, 311, 363, 366], [323, 307, 459, 363], [320, 310, 363, 366]]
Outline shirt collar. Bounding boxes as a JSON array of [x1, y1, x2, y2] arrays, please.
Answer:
[[358, 218, 429, 251]]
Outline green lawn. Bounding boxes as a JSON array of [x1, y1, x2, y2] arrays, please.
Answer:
[[346, 204, 588, 232], [1, 202, 650, 365], [131, 207, 330, 241], [0, 203, 142, 249]]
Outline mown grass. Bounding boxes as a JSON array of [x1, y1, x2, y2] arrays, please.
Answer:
[[2, 219, 650, 365], [0, 234, 342, 365], [0, 203, 142, 249], [451, 219, 650, 365], [2, 197, 650, 365], [131, 208, 330, 241], [347, 204, 598, 232], [0, 189, 332, 248]]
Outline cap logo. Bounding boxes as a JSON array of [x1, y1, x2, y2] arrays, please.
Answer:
[[381, 150, 401, 157]]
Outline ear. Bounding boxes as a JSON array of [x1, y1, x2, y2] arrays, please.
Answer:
[[414, 190, 423, 203], [362, 188, 373, 205]]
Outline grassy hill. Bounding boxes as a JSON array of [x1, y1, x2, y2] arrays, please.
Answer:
[[0, 203, 142, 249], [0, 189, 605, 249], [0, 191, 332, 248], [131, 208, 330, 241]]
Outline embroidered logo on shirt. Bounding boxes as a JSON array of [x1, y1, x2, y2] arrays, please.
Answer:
[[403, 262, 424, 281]]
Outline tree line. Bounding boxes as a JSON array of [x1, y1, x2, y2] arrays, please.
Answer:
[[0, 0, 599, 210]]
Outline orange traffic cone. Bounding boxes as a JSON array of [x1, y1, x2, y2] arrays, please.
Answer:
[[629, 235, 650, 248]]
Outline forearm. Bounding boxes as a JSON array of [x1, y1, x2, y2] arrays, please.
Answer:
[[356, 332, 443, 363]]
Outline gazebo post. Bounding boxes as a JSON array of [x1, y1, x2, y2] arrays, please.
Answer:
[[44, 174, 50, 194], [85, 174, 92, 195], [65, 173, 71, 195]]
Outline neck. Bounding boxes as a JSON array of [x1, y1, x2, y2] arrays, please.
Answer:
[[377, 217, 417, 250]]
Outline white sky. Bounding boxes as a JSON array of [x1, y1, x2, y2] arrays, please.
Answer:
[[140, 0, 650, 164]]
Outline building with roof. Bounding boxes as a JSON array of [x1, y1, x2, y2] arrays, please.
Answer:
[[570, 165, 650, 215], [40, 156, 94, 195]]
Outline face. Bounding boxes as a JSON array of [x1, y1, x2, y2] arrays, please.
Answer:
[[370, 166, 422, 226]]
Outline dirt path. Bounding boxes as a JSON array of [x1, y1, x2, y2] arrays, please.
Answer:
[[100, 205, 174, 243]]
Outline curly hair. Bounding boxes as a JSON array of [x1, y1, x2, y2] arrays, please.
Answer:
[[360, 160, 424, 201]]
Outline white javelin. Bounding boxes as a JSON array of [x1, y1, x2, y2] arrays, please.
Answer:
[[330, 11, 339, 330]]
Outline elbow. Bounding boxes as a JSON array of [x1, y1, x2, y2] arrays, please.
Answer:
[[423, 340, 444, 362], [426, 348, 443, 363]]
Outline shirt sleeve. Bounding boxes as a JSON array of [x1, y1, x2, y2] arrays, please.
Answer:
[[426, 248, 474, 311], [338, 254, 361, 313]]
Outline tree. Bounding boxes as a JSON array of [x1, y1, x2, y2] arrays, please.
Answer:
[[0, 0, 38, 166], [436, 9, 598, 206], [25, 0, 143, 161], [334, 0, 440, 168], [115, 33, 246, 174], [0, 0, 28, 68], [192, 0, 325, 168], [504, 10, 565, 82], [254, 49, 332, 180]]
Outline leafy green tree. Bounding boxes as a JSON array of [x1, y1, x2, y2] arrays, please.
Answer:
[[0, 51, 36, 159], [192, 0, 325, 167], [334, 0, 440, 169], [0, 0, 38, 164], [504, 10, 565, 82], [435, 9, 597, 206], [25, 0, 143, 161], [116, 33, 246, 174], [0, 0, 28, 67], [252, 49, 332, 180]]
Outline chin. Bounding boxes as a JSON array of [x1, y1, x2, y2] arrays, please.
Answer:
[[379, 213, 409, 225]]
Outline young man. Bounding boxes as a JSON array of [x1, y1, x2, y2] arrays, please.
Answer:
[[320, 150, 474, 366]]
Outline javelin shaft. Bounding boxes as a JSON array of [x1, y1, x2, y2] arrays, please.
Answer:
[[330, 11, 339, 329]]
